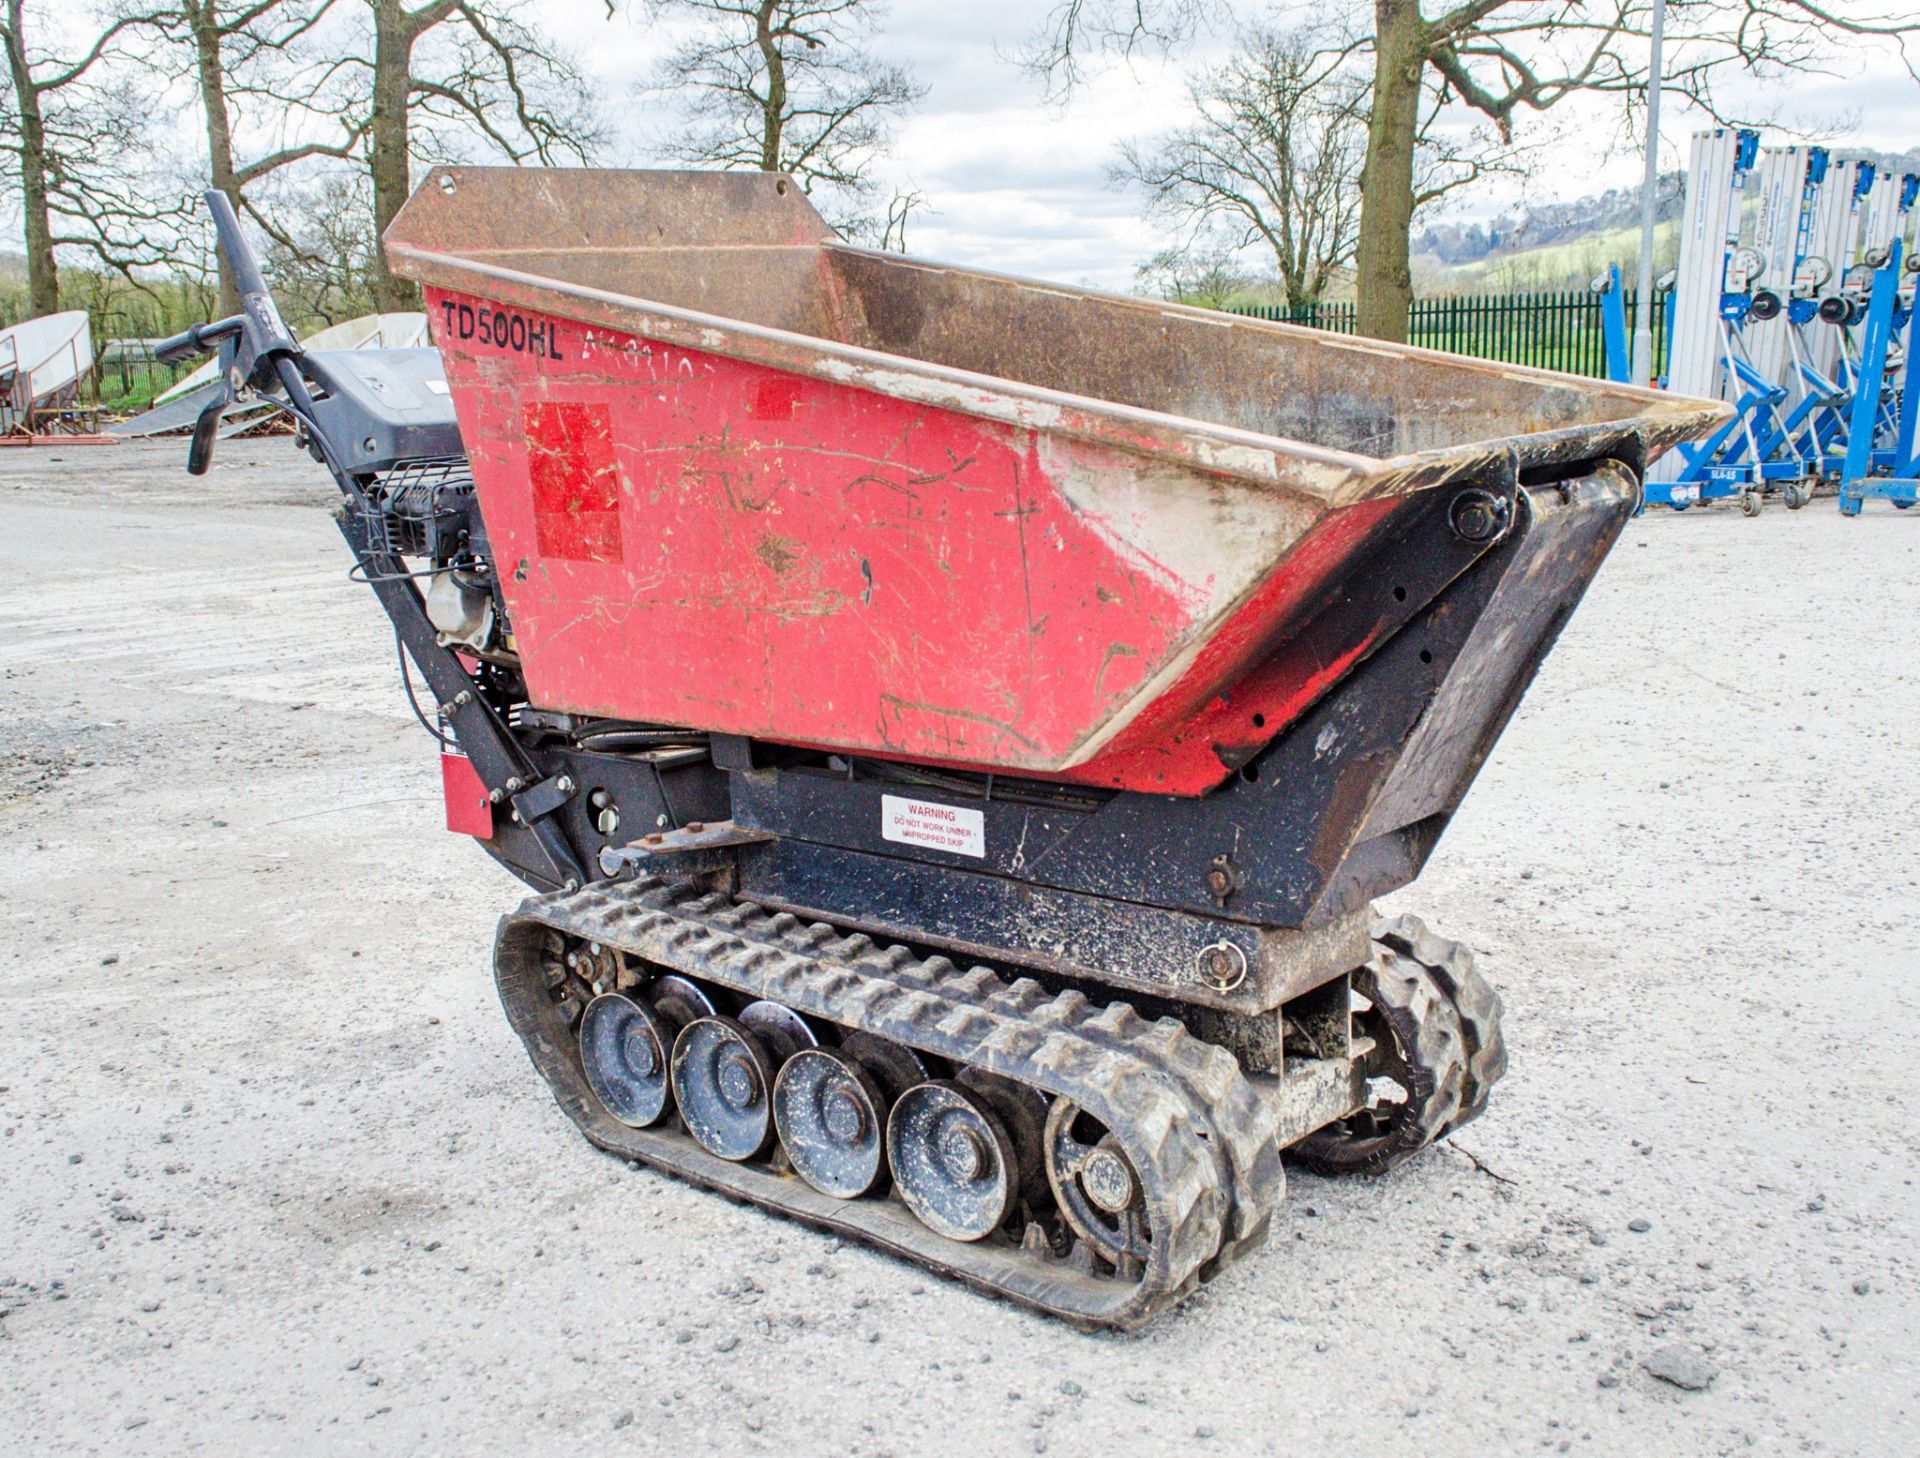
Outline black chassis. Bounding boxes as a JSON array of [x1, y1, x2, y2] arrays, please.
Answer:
[[165, 190, 1636, 1038], [398, 458, 1629, 1022], [354, 435, 1632, 1026]]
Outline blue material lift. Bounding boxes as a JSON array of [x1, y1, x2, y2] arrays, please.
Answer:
[[1836, 238, 1919, 514], [1648, 328, 1805, 512], [1639, 131, 1809, 513]]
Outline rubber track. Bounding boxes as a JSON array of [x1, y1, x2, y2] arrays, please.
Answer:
[[492, 875, 1287, 1329], [1373, 912, 1508, 1133]]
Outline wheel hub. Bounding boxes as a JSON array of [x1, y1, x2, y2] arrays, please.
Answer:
[[939, 1122, 990, 1183], [621, 1025, 659, 1079], [823, 1087, 867, 1142], [1081, 1146, 1136, 1213], [717, 1051, 761, 1109]]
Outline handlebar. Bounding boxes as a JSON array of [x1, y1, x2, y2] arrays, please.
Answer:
[[163, 190, 322, 478], [159, 191, 299, 372], [154, 315, 245, 367]]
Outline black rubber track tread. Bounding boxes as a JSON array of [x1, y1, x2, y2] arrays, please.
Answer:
[[492, 875, 1287, 1329], [1286, 947, 1467, 1177], [1372, 912, 1508, 1134]]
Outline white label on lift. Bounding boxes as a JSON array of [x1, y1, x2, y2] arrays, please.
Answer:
[[881, 794, 985, 858]]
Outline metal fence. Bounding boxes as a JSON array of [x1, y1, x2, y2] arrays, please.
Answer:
[[1232, 290, 1669, 381]]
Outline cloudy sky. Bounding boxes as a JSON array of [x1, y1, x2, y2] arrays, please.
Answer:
[[9, 1, 1918, 292], [554, 0, 1920, 291]]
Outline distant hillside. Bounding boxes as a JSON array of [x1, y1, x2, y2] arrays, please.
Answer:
[[0, 250, 25, 282], [1416, 146, 1920, 295], [1416, 174, 1686, 269], [1419, 217, 1683, 294]]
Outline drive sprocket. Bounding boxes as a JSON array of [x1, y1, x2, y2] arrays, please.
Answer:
[[1373, 912, 1507, 1134], [1288, 912, 1506, 1175]]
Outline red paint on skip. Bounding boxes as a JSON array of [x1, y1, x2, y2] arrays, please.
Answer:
[[752, 376, 802, 421], [1062, 494, 1400, 793], [525, 400, 622, 563]]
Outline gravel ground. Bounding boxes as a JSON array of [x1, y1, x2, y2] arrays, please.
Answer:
[[1, 439, 1915, 1457]]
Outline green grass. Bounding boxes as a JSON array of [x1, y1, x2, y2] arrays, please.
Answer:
[[94, 362, 197, 416], [1422, 218, 1682, 294]]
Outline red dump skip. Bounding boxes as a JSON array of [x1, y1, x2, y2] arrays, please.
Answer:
[[431, 285, 1403, 796], [524, 401, 622, 562]]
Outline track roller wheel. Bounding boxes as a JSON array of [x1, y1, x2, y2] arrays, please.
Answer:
[[839, 1030, 931, 1097], [579, 992, 676, 1128], [773, 1047, 889, 1198], [671, 1016, 778, 1161], [1044, 1100, 1150, 1270], [738, 999, 819, 1060], [651, 974, 716, 1024], [887, 1080, 1018, 1241], [1288, 948, 1466, 1177]]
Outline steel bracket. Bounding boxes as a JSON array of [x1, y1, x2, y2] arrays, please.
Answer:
[[512, 773, 576, 824], [598, 820, 777, 877]]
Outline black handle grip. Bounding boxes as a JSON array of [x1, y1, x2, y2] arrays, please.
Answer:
[[153, 328, 199, 366], [154, 316, 243, 366]]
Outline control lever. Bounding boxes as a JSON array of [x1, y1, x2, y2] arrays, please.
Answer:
[[186, 393, 225, 476]]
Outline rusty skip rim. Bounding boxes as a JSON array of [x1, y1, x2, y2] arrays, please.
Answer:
[[385, 167, 1730, 508]]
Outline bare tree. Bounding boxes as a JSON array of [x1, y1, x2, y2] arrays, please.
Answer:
[[125, 1, 366, 314], [861, 184, 923, 251], [640, 0, 924, 232], [1113, 31, 1367, 309], [1115, 25, 1531, 309], [1026, 0, 1920, 341], [1016, 0, 1215, 101], [1133, 243, 1253, 307], [1, 0, 180, 316], [257, 169, 378, 321], [1352, 1, 1920, 339], [351, 1, 602, 310]]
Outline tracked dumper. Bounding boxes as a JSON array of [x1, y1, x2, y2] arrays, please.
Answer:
[[157, 172, 1727, 1328]]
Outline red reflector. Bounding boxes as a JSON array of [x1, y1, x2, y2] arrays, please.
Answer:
[[441, 753, 494, 837]]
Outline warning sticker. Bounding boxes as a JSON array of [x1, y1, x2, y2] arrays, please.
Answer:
[[881, 794, 986, 858]]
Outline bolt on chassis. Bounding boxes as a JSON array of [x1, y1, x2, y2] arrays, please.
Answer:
[[155, 174, 1726, 1329]]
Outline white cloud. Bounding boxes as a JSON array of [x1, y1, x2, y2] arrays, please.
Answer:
[[556, 2, 1920, 289]]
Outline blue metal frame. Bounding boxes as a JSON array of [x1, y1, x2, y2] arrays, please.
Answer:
[[1639, 131, 1819, 509], [1599, 264, 1630, 384], [1837, 238, 1919, 514], [1644, 321, 1803, 506]]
